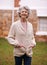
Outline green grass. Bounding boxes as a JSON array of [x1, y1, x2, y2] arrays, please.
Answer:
[[0, 38, 47, 65], [0, 38, 14, 65]]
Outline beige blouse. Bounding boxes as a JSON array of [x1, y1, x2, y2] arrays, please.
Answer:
[[7, 20, 36, 57]]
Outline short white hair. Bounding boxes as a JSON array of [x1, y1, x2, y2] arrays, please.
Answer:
[[18, 6, 30, 18]]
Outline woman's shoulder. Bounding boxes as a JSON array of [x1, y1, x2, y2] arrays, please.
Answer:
[[12, 20, 20, 25], [14, 20, 20, 23], [28, 21, 32, 26]]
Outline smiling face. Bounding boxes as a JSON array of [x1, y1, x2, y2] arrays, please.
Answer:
[[19, 8, 29, 19]]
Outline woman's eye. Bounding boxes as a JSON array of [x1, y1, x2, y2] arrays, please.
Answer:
[[21, 11, 27, 13]]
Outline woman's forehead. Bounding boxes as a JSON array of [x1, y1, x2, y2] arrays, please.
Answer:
[[18, 6, 30, 14], [21, 8, 27, 10], [20, 8, 28, 12]]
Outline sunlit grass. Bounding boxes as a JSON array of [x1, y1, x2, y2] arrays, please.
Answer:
[[0, 38, 47, 65], [32, 42, 47, 65], [0, 38, 14, 65]]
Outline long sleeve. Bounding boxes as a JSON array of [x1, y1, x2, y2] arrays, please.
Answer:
[[7, 23, 19, 46], [31, 25, 36, 46]]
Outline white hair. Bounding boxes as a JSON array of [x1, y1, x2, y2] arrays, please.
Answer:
[[17, 6, 30, 18]]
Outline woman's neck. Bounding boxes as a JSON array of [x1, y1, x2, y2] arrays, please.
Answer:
[[21, 18, 27, 22]]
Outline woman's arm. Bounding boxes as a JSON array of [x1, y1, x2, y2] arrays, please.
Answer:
[[7, 23, 19, 46], [29, 24, 36, 48], [6, 23, 25, 48]]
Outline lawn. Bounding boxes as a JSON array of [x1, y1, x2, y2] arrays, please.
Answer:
[[0, 38, 47, 65]]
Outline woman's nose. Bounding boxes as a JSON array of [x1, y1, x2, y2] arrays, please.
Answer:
[[22, 11, 26, 14]]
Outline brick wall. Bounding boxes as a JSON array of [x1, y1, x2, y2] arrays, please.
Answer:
[[14, 0, 20, 7], [0, 10, 37, 37], [0, 10, 47, 42], [14, 0, 47, 42], [36, 35, 47, 42], [0, 10, 12, 37], [14, 10, 38, 33]]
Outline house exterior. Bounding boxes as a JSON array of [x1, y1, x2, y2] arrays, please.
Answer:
[[0, 0, 47, 42]]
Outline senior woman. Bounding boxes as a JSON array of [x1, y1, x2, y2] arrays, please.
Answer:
[[7, 6, 36, 65]]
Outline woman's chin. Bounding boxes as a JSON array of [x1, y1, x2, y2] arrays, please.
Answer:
[[21, 16, 26, 19]]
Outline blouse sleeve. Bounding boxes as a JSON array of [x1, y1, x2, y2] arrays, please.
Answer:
[[6, 23, 19, 46], [31, 24, 36, 46]]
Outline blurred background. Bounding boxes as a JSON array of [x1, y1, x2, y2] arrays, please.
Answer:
[[0, 1, 47, 65], [0, 0, 47, 42]]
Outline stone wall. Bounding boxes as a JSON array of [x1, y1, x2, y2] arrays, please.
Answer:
[[28, 10, 38, 33], [14, 0, 20, 7], [14, 10, 39, 41], [36, 35, 47, 42], [0, 10, 12, 37], [0, 10, 47, 42], [0, 10, 37, 37], [35, 17, 47, 42], [14, 10, 38, 33], [14, 0, 47, 42]]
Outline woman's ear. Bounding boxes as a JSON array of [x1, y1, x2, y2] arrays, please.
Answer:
[[18, 12, 21, 17], [26, 12, 29, 18]]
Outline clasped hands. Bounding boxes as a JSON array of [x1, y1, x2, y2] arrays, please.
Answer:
[[14, 44, 34, 48]]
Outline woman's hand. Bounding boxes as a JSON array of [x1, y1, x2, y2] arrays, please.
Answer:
[[29, 45, 35, 48], [15, 44, 25, 48]]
